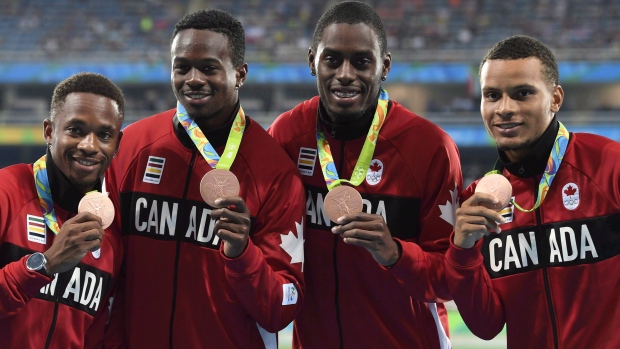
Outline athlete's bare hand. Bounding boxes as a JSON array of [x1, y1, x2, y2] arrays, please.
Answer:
[[331, 212, 400, 267], [454, 193, 505, 249], [43, 212, 104, 275], [211, 196, 251, 258]]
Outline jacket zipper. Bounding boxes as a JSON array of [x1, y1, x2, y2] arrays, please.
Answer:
[[533, 176, 559, 349], [45, 211, 73, 348], [44, 284, 61, 349], [169, 150, 196, 349], [334, 138, 345, 349]]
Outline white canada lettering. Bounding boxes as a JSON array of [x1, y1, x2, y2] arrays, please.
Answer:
[[580, 224, 598, 259], [135, 198, 178, 236], [185, 207, 218, 245], [489, 224, 599, 273]]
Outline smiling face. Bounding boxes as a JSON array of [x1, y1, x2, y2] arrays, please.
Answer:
[[480, 57, 564, 162], [171, 28, 247, 129], [44, 92, 122, 194], [309, 22, 390, 124]]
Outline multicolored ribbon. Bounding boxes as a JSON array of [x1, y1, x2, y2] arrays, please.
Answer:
[[33, 155, 60, 235], [486, 121, 570, 212], [176, 103, 246, 170], [317, 89, 389, 191]]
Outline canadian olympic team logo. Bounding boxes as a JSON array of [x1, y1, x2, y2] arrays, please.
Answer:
[[366, 159, 383, 186], [562, 182, 580, 211]]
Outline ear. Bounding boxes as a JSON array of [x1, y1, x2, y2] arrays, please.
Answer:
[[236, 63, 248, 89], [43, 118, 53, 145], [115, 131, 123, 156], [382, 52, 392, 80], [308, 47, 316, 76], [550, 84, 564, 113]]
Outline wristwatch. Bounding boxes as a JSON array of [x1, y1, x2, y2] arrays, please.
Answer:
[[26, 252, 48, 272]]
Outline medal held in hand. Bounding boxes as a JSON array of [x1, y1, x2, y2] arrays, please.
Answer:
[[317, 89, 389, 222], [177, 103, 246, 207], [324, 185, 364, 222], [200, 169, 241, 207], [78, 191, 115, 229], [475, 174, 512, 211]]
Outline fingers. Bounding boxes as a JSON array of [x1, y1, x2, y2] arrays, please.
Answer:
[[67, 211, 103, 226], [213, 196, 249, 213], [462, 192, 499, 209]]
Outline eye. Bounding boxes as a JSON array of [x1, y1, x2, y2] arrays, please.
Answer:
[[484, 92, 500, 101], [99, 132, 113, 141], [67, 126, 82, 135], [324, 56, 340, 66], [173, 64, 189, 73], [355, 58, 371, 68], [517, 89, 533, 98]]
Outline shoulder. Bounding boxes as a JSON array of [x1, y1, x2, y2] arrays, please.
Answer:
[[566, 132, 620, 162], [242, 118, 299, 172], [268, 97, 319, 145], [0, 163, 36, 207], [382, 101, 457, 151]]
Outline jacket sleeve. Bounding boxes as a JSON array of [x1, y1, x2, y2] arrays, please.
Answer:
[[0, 256, 53, 318], [0, 176, 54, 318], [444, 237, 506, 339], [222, 167, 306, 333], [387, 130, 463, 303]]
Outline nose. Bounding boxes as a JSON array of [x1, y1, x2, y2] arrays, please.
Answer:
[[77, 133, 98, 154], [335, 60, 355, 84], [496, 95, 516, 118], [186, 68, 206, 88]]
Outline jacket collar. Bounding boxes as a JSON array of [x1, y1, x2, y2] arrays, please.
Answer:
[[173, 101, 249, 150], [46, 149, 102, 213], [499, 117, 559, 178]]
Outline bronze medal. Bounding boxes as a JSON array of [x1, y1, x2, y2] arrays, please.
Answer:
[[78, 192, 115, 229], [475, 174, 513, 211], [324, 185, 363, 222], [200, 169, 240, 207]]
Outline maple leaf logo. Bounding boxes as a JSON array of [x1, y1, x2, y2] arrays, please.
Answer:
[[280, 219, 305, 271], [564, 185, 577, 196], [439, 182, 460, 226], [369, 161, 382, 173]]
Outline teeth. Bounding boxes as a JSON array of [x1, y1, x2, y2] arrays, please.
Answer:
[[188, 94, 205, 99], [498, 124, 518, 129], [333, 91, 358, 98], [77, 159, 96, 166]]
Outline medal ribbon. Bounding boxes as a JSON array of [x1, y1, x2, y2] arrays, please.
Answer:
[[176, 102, 246, 170], [486, 121, 570, 212], [33, 155, 60, 235], [317, 89, 389, 191]]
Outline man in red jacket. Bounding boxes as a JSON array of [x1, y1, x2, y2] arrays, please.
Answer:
[[268, 2, 462, 348], [105, 8, 306, 348], [446, 35, 620, 348], [0, 72, 125, 348]]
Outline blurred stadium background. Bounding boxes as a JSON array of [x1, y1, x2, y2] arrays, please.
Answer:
[[2, 0, 620, 347]]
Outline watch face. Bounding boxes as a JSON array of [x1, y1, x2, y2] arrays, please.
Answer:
[[27, 253, 44, 270]]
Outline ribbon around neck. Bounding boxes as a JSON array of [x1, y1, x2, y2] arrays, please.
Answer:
[[316, 89, 389, 191], [176, 102, 246, 171]]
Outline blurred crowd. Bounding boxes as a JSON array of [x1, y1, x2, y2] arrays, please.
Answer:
[[2, 0, 620, 63]]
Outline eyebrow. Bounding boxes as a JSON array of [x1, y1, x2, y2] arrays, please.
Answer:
[[67, 119, 115, 131], [321, 47, 374, 56]]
